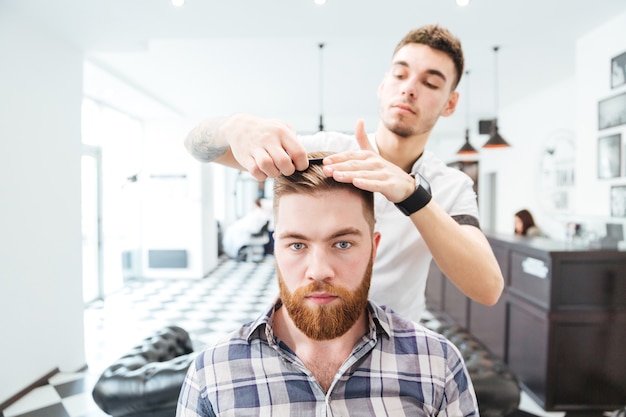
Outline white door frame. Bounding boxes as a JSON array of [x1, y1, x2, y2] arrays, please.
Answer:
[[81, 144, 104, 304]]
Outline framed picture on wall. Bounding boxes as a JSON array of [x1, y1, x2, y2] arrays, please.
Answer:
[[610, 185, 626, 217], [611, 51, 626, 89], [598, 92, 626, 130], [597, 134, 621, 179]]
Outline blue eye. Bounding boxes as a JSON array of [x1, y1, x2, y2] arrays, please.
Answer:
[[289, 242, 305, 251], [335, 241, 352, 250]]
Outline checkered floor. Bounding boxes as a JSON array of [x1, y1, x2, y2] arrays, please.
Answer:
[[2, 256, 278, 417]]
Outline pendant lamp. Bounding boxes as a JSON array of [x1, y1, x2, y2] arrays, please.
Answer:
[[483, 46, 510, 148], [458, 129, 478, 154], [457, 70, 478, 155]]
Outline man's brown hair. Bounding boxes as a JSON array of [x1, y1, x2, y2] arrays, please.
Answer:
[[273, 151, 375, 230], [393, 24, 465, 89]]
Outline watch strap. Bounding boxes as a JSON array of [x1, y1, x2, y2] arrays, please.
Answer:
[[394, 173, 432, 216]]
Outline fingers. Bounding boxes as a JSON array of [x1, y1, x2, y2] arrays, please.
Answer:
[[354, 119, 374, 152], [234, 121, 307, 180], [283, 142, 309, 172], [323, 119, 373, 165], [329, 166, 414, 203]]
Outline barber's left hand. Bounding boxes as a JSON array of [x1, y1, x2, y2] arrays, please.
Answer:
[[321, 119, 416, 204]]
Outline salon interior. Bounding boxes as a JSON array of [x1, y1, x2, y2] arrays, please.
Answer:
[[1, 0, 626, 416]]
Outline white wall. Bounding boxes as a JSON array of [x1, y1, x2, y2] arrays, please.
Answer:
[[0, 6, 85, 403], [140, 122, 218, 278]]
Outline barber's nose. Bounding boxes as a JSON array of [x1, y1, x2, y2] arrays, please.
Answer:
[[401, 79, 417, 97]]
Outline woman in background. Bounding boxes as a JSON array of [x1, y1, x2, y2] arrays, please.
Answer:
[[514, 209, 542, 237]]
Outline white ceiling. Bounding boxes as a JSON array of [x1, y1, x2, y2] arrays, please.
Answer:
[[6, 0, 626, 141]]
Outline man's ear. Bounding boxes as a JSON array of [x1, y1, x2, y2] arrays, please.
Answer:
[[371, 232, 382, 260], [441, 91, 459, 117]]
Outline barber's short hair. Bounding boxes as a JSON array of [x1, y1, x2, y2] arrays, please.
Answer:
[[273, 151, 375, 230], [393, 24, 464, 89]]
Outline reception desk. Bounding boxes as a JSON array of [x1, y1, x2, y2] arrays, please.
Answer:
[[425, 233, 626, 415]]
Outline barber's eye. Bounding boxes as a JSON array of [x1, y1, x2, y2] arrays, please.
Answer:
[[290, 243, 305, 250], [391, 69, 407, 79], [335, 241, 352, 249]]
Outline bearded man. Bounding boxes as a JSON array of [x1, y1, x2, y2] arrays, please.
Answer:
[[176, 152, 478, 417]]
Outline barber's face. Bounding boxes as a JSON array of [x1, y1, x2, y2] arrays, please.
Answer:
[[378, 43, 459, 138], [273, 189, 380, 340]]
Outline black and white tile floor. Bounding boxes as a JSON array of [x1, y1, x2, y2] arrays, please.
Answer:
[[2, 255, 584, 417]]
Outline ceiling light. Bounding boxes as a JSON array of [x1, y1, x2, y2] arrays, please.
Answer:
[[482, 122, 510, 148], [456, 0, 471, 6], [314, 0, 327, 5], [171, 0, 185, 7], [458, 129, 478, 155], [457, 70, 478, 155], [483, 46, 510, 149]]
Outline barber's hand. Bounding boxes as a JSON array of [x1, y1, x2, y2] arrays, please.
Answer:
[[224, 114, 309, 181], [322, 119, 416, 203]]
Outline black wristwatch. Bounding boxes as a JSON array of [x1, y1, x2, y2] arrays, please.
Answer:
[[394, 173, 432, 216]]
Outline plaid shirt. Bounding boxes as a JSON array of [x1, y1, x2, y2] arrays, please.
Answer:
[[177, 301, 478, 417]]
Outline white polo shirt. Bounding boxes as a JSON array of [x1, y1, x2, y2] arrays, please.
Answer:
[[300, 131, 478, 322]]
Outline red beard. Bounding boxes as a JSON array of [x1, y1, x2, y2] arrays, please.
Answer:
[[277, 258, 372, 340]]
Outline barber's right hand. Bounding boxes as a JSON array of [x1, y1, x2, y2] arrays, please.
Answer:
[[224, 113, 309, 181]]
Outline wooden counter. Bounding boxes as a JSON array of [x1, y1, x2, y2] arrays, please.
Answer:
[[426, 233, 626, 415]]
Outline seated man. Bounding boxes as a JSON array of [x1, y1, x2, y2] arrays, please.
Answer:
[[222, 198, 272, 260], [176, 152, 478, 416]]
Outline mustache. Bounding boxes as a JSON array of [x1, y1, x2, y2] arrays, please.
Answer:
[[301, 281, 340, 296]]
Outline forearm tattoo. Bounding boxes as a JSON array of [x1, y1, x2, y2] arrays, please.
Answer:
[[188, 118, 228, 162]]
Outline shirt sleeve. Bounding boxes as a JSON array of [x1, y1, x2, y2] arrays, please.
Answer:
[[176, 356, 216, 417], [430, 168, 479, 219], [298, 131, 359, 153], [439, 342, 480, 417]]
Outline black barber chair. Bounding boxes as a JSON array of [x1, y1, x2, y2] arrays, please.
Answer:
[[92, 325, 196, 417], [422, 320, 521, 417]]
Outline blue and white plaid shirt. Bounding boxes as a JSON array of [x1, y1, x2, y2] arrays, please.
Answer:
[[177, 300, 478, 417]]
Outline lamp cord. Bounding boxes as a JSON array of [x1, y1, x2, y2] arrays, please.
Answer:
[[465, 70, 470, 132], [318, 42, 325, 131], [493, 46, 499, 118]]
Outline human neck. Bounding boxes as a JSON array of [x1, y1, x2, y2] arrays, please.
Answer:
[[375, 124, 427, 173], [273, 306, 368, 391]]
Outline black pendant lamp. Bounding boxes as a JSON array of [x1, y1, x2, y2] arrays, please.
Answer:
[[483, 46, 510, 149], [458, 129, 478, 154], [457, 70, 478, 155]]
